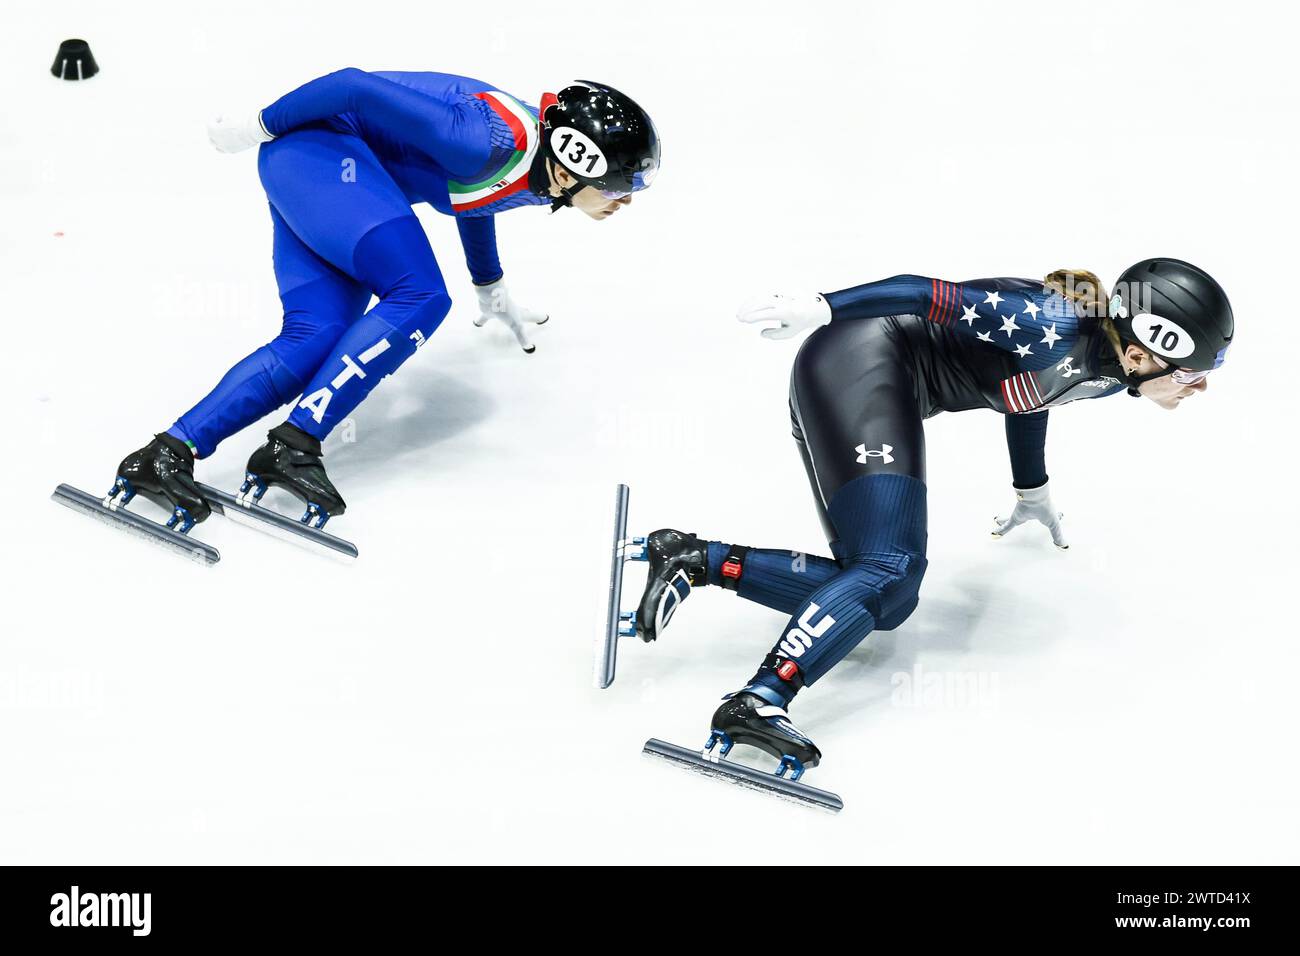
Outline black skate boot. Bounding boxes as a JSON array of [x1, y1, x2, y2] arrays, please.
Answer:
[[109, 433, 211, 532], [634, 529, 708, 641], [241, 423, 345, 528], [706, 691, 822, 781]]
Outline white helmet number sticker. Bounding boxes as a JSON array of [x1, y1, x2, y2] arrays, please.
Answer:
[[551, 127, 608, 179], [1130, 313, 1194, 360]]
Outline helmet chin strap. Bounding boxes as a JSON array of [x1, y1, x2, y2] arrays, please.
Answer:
[[550, 182, 582, 213], [1101, 344, 1178, 397], [527, 152, 578, 213], [1125, 358, 1179, 396], [1124, 365, 1177, 397], [543, 159, 583, 213]]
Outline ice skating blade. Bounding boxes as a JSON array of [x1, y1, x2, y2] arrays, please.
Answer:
[[642, 738, 844, 812], [198, 482, 358, 559], [51, 483, 220, 566], [599, 483, 633, 688]]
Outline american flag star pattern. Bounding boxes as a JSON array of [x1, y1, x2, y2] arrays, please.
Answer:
[[929, 285, 1079, 373], [822, 274, 1117, 416]]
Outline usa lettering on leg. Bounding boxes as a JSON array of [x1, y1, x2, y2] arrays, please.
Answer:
[[298, 338, 393, 423], [779, 602, 837, 658]]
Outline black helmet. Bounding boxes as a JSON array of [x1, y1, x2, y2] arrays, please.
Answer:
[[539, 80, 659, 203], [1109, 258, 1233, 372]]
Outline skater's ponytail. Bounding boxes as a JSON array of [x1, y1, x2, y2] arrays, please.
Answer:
[[1044, 269, 1122, 353]]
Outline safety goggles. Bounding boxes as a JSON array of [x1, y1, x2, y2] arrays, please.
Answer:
[[596, 163, 658, 199], [1151, 355, 1211, 385]]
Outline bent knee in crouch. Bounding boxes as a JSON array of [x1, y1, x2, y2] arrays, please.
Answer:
[[842, 550, 928, 631], [396, 288, 452, 344]]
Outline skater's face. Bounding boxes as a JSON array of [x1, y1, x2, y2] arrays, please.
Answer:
[[551, 164, 633, 219], [573, 185, 633, 219], [1121, 344, 1210, 410]]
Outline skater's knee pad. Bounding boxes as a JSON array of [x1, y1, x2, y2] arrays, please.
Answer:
[[842, 550, 928, 632], [266, 322, 349, 396], [399, 288, 452, 343], [268, 278, 357, 391], [277, 309, 349, 353], [351, 218, 452, 347], [364, 290, 452, 364], [824, 472, 928, 630]]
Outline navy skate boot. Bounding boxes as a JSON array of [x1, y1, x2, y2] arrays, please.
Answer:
[[634, 529, 708, 641], [706, 690, 822, 781]]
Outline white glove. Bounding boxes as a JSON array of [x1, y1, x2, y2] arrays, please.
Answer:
[[992, 481, 1068, 550], [473, 279, 549, 354], [737, 293, 832, 340], [207, 110, 274, 153]]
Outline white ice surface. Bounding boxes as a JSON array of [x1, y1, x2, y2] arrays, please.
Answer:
[[2, 0, 1298, 864]]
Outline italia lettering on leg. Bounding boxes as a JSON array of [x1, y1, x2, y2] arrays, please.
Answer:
[[359, 338, 391, 364], [296, 337, 393, 424], [298, 388, 331, 423], [331, 354, 367, 389]]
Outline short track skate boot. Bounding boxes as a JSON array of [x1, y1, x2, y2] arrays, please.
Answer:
[[109, 433, 211, 532], [241, 423, 345, 528], [634, 529, 708, 642], [706, 691, 822, 781]]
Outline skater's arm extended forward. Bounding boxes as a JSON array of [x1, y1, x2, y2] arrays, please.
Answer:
[[259, 68, 493, 175], [828, 275, 1079, 361], [740, 275, 1074, 348], [735, 276, 947, 341], [823, 274, 939, 320]]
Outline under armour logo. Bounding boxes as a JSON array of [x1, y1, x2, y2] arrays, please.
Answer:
[[1056, 356, 1082, 378], [855, 443, 894, 464]]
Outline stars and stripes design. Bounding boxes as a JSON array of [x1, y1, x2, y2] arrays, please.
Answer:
[[824, 273, 1121, 416], [922, 284, 1078, 375], [924, 279, 966, 326], [917, 279, 1084, 414], [1001, 370, 1046, 413]]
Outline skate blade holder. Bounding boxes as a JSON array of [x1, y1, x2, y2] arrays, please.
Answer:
[[236, 472, 268, 508], [103, 476, 196, 533], [599, 484, 648, 689], [704, 731, 805, 780], [644, 737, 844, 813], [237, 474, 331, 530]]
